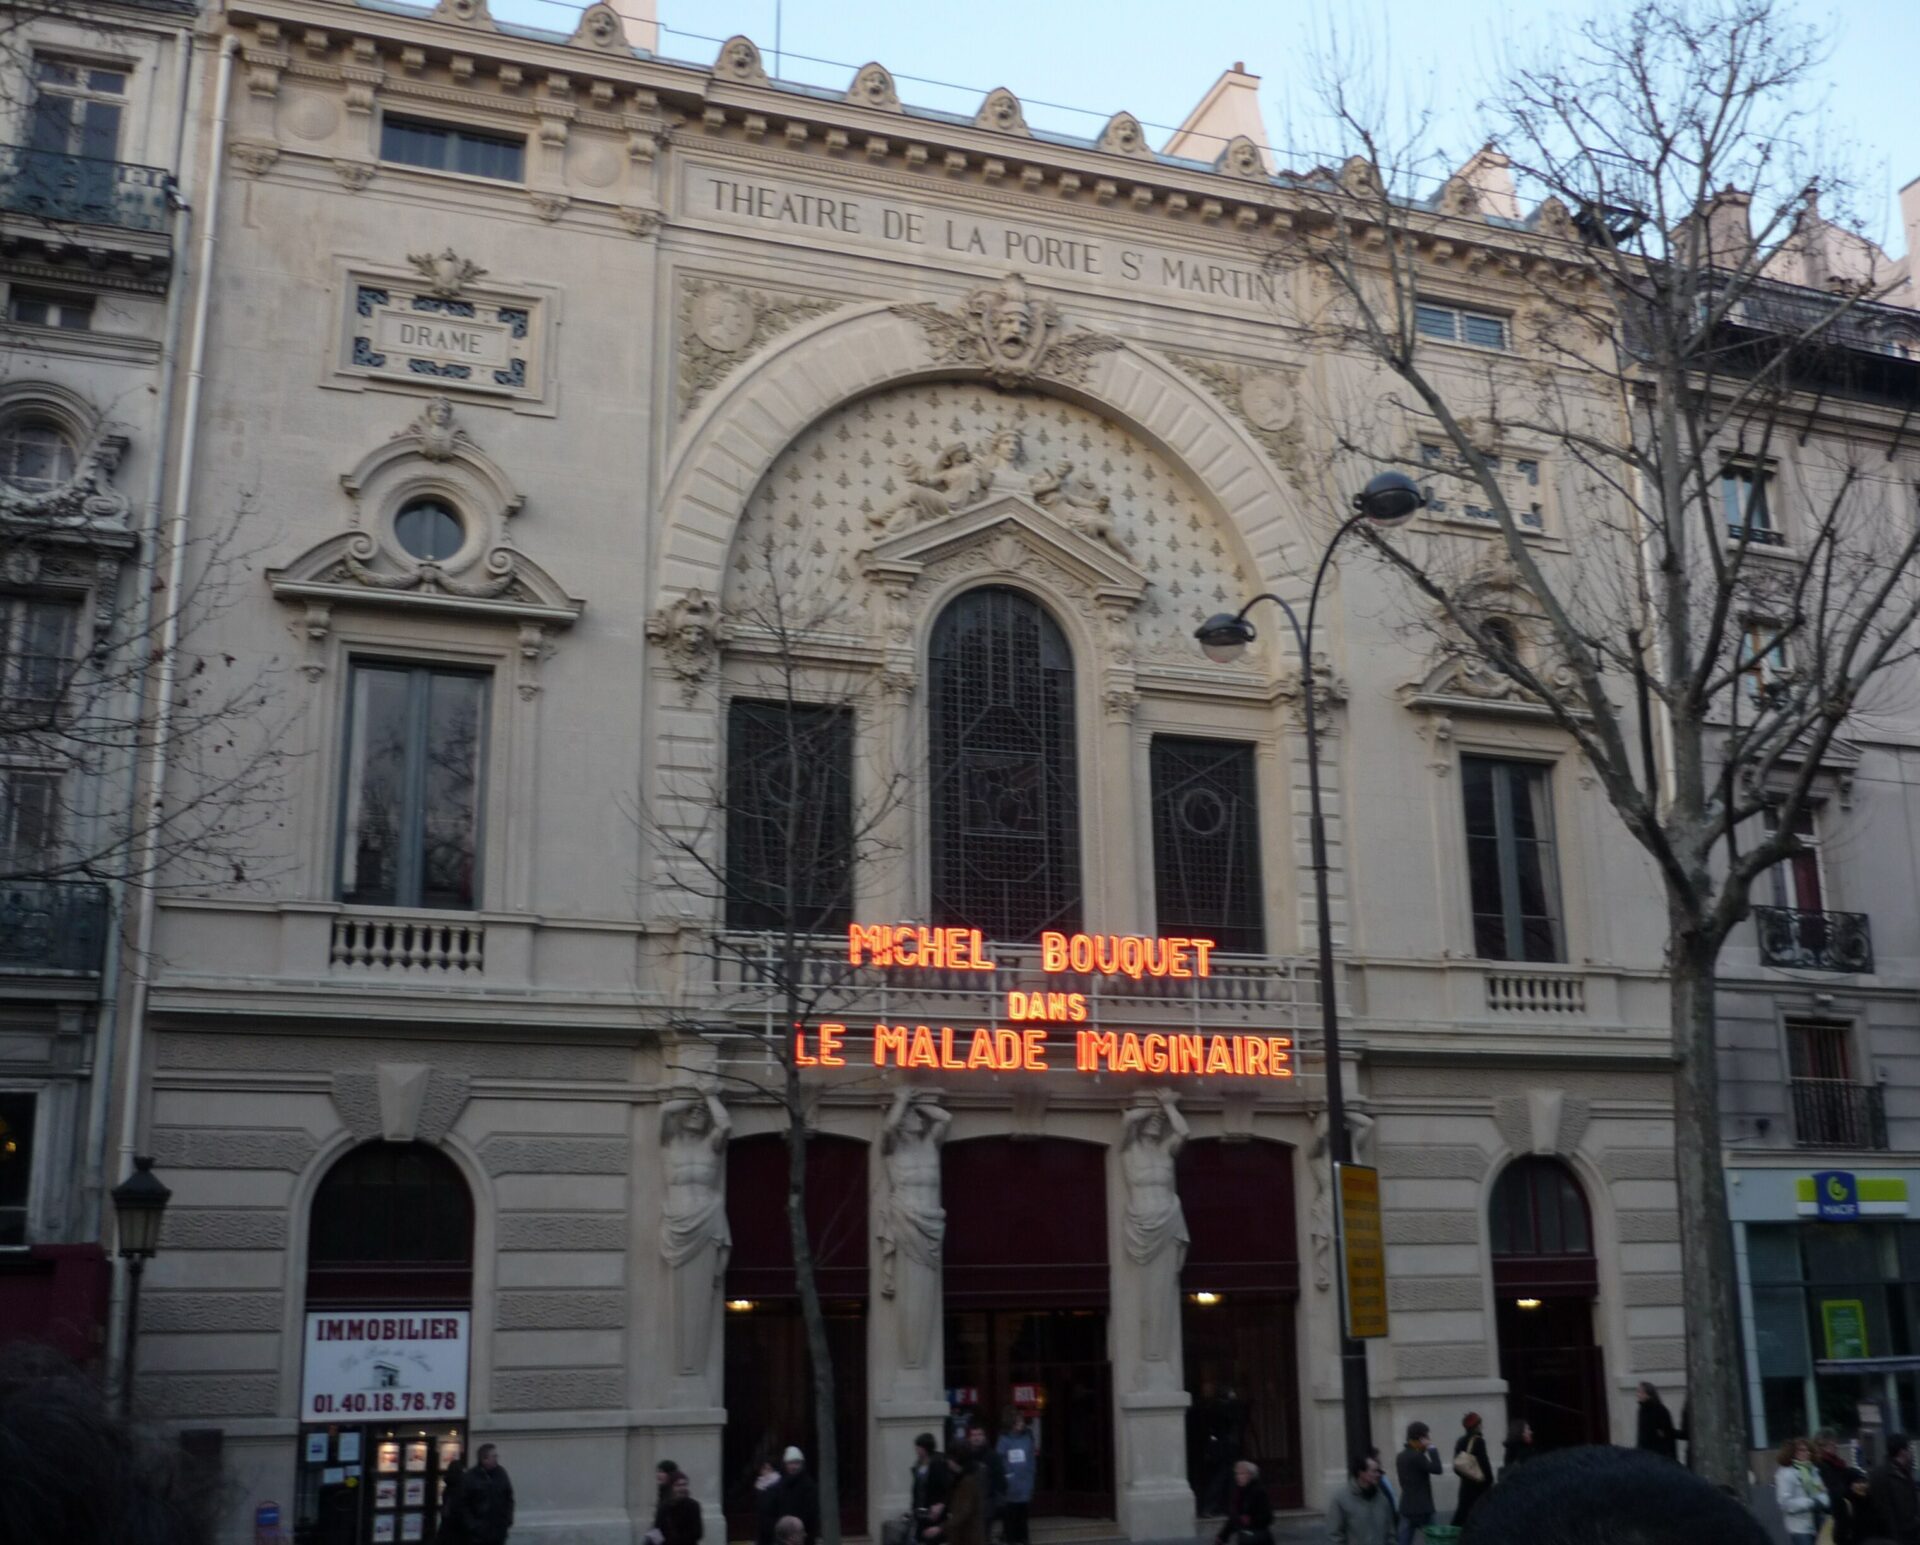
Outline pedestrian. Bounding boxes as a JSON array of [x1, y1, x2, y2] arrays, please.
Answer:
[[458, 1443, 515, 1545], [1635, 1383, 1679, 1461], [1832, 1466, 1870, 1545], [1450, 1412, 1493, 1525], [1213, 1459, 1271, 1545], [1774, 1437, 1828, 1545], [1393, 1423, 1442, 1545], [995, 1411, 1036, 1545], [911, 1432, 951, 1545], [647, 1460, 680, 1545], [754, 1460, 784, 1545], [440, 1457, 471, 1544], [1367, 1447, 1397, 1521], [661, 1471, 704, 1545], [1861, 1433, 1920, 1545], [1325, 1453, 1395, 1545], [945, 1448, 989, 1545], [768, 1447, 821, 1545], [1462, 1445, 1768, 1545], [1501, 1420, 1535, 1469], [966, 1423, 1004, 1535]]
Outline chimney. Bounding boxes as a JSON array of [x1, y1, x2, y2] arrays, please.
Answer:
[[1701, 187, 1754, 267], [1162, 63, 1273, 174]]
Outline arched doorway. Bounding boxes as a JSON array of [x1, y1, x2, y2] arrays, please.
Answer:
[[943, 1136, 1112, 1517], [1178, 1138, 1303, 1512], [722, 1133, 870, 1538], [298, 1141, 475, 1545], [1489, 1156, 1608, 1448]]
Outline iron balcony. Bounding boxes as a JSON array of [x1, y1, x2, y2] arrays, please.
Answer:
[[1754, 905, 1874, 973], [0, 880, 112, 978]]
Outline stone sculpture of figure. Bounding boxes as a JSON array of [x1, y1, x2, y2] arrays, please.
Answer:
[[870, 441, 993, 531], [1029, 457, 1131, 557], [660, 1087, 731, 1375], [1307, 1104, 1377, 1292], [880, 1087, 951, 1372], [1120, 1088, 1189, 1365]]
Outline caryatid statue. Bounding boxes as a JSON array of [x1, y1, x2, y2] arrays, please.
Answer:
[[880, 1087, 951, 1373], [1121, 1088, 1189, 1366], [659, 1087, 731, 1375]]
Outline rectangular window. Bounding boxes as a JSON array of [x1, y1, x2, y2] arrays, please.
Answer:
[[1739, 619, 1790, 707], [1720, 467, 1780, 545], [1461, 755, 1564, 962], [724, 699, 854, 933], [1765, 806, 1824, 913], [1150, 736, 1264, 954], [0, 1090, 35, 1246], [29, 56, 126, 160], [0, 772, 59, 877], [379, 115, 525, 182], [1787, 1018, 1853, 1083], [1418, 442, 1545, 528], [6, 289, 93, 330], [0, 597, 77, 720], [1415, 300, 1510, 350], [337, 663, 488, 910]]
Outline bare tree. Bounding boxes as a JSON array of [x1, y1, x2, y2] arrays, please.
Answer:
[[1265, 0, 1919, 1487], [649, 540, 914, 1545]]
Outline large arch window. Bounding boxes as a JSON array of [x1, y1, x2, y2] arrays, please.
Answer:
[[1490, 1155, 1592, 1260], [929, 587, 1081, 940], [306, 1140, 474, 1305]]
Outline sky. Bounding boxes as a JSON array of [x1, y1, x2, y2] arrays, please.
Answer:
[[484, 0, 1920, 256]]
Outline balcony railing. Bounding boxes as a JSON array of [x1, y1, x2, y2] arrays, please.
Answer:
[[1754, 906, 1874, 973], [0, 880, 111, 976], [1790, 1078, 1888, 1150], [0, 147, 171, 233]]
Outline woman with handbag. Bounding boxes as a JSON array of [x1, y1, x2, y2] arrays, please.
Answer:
[[1451, 1412, 1494, 1525], [1773, 1436, 1828, 1545]]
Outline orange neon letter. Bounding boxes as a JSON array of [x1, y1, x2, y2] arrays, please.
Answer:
[[1022, 1029, 1048, 1070], [876, 1023, 908, 1066], [818, 1023, 847, 1067]]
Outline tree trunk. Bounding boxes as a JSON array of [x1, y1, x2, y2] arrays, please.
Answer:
[[784, 1057, 842, 1545], [1669, 924, 1745, 1491]]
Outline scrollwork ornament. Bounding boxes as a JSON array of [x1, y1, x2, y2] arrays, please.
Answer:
[[645, 589, 724, 704], [677, 281, 841, 417], [892, 273, 1121, 389]]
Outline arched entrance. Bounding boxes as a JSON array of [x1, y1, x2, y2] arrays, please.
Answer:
[[1489, 1156, 1608, 1448], [298, 1141, 475, 1545], [943, 1136, 1113, 1518], [722, 1133, 870, 1538], [1178, 1138, 1303, 1512]]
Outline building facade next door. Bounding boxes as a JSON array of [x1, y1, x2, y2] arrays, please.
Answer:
[[1490, 1157, 1608, 1449], [943, 1138, 1114, 1519]]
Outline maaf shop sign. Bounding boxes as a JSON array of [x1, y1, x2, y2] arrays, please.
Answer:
[[301, 1311, 470, 1422], [789, 925, 1294, 1079]]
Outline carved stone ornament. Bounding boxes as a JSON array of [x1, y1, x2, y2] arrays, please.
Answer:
[[333, 159, 376, 191], [570, 3, 626, 50], [1400, 575, 1580, 718], [644, 588, 725, 702], [1168, 353, 1303, 470], [713, 35, 767, 85], [892, 273, 1122, 389], [407, 247, 488, 299], [974, 87, 1029, 136], [529, 192, 571, 222], [676, 280, 842, 418], [1216, 135, 1267, 180], [0, 428, 132, 528], [846, 62, 901, 112], [618, 206, 664, 238], [1098, 112, 1154, 159], [229, 140, 279, 177], [430, 0, 498, 30], [1531, 196, 1575, 241]]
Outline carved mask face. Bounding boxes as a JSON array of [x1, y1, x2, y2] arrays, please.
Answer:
[[682, 1104, 710, 1135], [991, 299, 1033, 354]]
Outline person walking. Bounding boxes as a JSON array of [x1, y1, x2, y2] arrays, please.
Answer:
[[965, 1423, 1004, 1536], [753, 1461, 785, 1545], [1861, 1433, 1920, 1545], [945, 1448, 989, 1545], [1212, 1460, 1271, 1545], [767, 1448, 821, 1545], [1326, 1454, 1395, 1545], [1368, 1448, 1398, 1522], [661, 1471, 704, 1545], [1774, 1437, 1828, 1545], [1451, 1412, 1494, 1525], [458, 1443, 515, 1545], [439, 1458, 471, 1545], [1635, 1383, 1679, 1461], [995, 1411, 1036, 1545], [1501, 1421, 1535, 1470], [647, 1460, 681, 1545], [912, 1431, 952, 1545], [1394, 1423, 1442, 1545]]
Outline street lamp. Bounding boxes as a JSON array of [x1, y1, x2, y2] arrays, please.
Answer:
[[1194, 469, 1425, 1470], [111, 1154, 171, 1419]]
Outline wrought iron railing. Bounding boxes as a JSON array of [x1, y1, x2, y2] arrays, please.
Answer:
[[1754, 906, 1874, 973], [0, 879, 111, 976], [1790, 1078, 1888, 1151], [0, 147, 172, 233]]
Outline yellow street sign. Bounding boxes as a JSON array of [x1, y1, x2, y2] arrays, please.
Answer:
[[1336, 1163, 1389, 1339]]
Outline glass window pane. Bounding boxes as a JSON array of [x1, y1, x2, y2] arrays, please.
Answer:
[[1415, 304, 1457, 341], [1463, 313, 1508, 349], [724, 700, 854, 933], [394, 499, 464, 561], [1151, 737, 1264, 953], [1806, 1223, 1880, 1283], [1749, 1224, 1804, 1283], [418, 672, 485, 909], [1755, 1286, 1810, 1377], [339, 666, 410, 905], [0, 1091, 34, 1246]]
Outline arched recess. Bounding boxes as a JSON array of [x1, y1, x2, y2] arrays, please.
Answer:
[[942, 1136, 1112, 1518], [1487, 1155, 1607, 1450], [307, 1139, 475, 1305], [1177, 1138, 1303, 1511], [721, 1133, 870, 1537]]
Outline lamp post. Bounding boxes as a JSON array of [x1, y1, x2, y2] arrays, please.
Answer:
[[111, 1154, 171, 1420], [1194, 471, 1425, 1469]]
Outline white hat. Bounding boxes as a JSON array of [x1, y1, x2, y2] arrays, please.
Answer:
[[783, 1446, 804, 1464]]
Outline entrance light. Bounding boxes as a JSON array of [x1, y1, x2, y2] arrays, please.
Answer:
[[726, 1298, 756, 1313], [1194, 613, 1257, 665], [1516, 1297, 1543, 1310], [1188, 1290, 1223, 1306]]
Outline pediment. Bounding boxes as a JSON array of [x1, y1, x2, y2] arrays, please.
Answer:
[[268, 531, 583, 627], [862, 492, 1148, 609]]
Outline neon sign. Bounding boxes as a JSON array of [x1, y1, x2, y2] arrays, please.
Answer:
[[792, 925, 1294, 1079]]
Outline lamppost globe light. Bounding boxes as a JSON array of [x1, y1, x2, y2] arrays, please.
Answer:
[[111, 1154, 171, 1260], [1352, 470, 1427, 528], [1194, 612, 1256, 665]]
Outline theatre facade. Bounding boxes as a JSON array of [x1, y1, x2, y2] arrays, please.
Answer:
[[127, 4, 1688, 1540]]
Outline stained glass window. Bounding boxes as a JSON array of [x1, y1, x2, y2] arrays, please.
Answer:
[[725, 699, 853, 933], [1151, 737, 1263, 953]]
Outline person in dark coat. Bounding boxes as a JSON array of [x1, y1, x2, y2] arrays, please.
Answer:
[[1862, 1434, 1920, 1545], [439, 1459, 471, 1544], [660, 1471, 704, 1545], [1213, 1460, 1272, 1545], [965, 1424, 1004, 1530], [1463, 1446, 1768, 1545], [753, 1461, 784, 1545], [1502, 1420, 1535, 1470], [1394, 1424, 1442, 1545], [1635, 1383, 1679, 1460], [1831, 1466, 1871, 1545], [944, 1451, 988, 1545], [1451, 1412, 1494, 1524], [459, 1444, 515, 1545], [767, 1447, 821, 1545]]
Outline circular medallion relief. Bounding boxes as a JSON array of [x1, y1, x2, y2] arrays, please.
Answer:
[[691, 288, 757, 354], [1239, 370, 1297, 433], [283, 92, 340, 142], [571, 146, 621, 189]]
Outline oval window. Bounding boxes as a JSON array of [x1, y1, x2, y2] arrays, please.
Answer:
[[394, 498, 465, 561]]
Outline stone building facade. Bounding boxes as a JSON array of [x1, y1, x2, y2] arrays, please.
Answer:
[[88, 2, 1711, 1540]]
